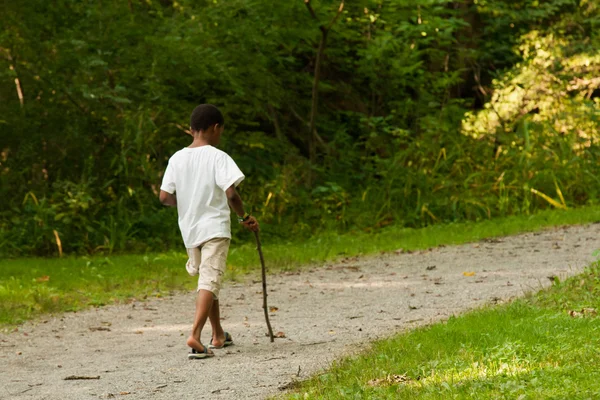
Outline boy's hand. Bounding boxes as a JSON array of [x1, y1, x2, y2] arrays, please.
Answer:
[[159, 190, 177, 207], [242, 216, 259, 232]]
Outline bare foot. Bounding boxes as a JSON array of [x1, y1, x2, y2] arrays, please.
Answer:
[[186, 336, 213, 355]]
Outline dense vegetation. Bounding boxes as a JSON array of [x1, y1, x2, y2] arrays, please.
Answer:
[[1, 0, 599, 256]]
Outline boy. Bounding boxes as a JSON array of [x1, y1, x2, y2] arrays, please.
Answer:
[[159, 104, 259, 359]]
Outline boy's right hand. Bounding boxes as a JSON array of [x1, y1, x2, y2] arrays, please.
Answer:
[[242, 216, 259, 232]]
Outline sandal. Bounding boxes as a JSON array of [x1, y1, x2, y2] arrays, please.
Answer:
[[187, 345, 214, 360], [209, 332, 234, 349]]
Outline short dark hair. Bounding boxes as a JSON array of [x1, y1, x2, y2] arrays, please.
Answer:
[[190, 104, 224, 132]]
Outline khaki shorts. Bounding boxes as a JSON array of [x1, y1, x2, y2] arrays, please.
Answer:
[[185, 238, 230, 299]]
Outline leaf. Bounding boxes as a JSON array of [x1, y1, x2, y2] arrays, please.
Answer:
[[531, 188, 567, 210], [463, 272, 476, 277], [103, 94, 132, 104], [269, 306, 279, 312], [582, 308, 597, 316], [569, 310, 583, 318], [394, 248, 412, 254], [368, 374, 411, 387]]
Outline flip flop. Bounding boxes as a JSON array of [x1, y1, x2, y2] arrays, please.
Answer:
[[187, 345, 214, 360], [208, 332, 233, 349]]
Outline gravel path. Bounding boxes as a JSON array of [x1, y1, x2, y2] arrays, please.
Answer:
[[2, 224, 600, 400]]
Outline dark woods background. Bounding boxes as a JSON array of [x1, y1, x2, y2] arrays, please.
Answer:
[[1, 0, 598, 256]]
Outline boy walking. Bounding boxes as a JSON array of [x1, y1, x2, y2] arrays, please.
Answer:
[[159, 104, 259, 359]]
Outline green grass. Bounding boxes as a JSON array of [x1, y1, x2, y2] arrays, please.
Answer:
[[283, 267, 600, 399], [0, 254, 192, 327], [2, 205, 600, 328]]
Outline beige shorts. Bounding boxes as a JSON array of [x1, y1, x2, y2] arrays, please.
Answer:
[[185, 238, 230, 299]]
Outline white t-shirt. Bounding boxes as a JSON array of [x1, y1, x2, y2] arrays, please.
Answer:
[[160, 145, 245, 248]]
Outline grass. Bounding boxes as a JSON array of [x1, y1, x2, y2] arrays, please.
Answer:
[[2, 205, 600, 328], [283, 262, 600, 399]]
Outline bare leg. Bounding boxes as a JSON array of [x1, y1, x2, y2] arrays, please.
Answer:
[[209, 298, 226, 347], [186, 289, 214, 354]]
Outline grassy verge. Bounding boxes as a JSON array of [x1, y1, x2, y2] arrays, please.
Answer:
[[2, 205, 600, 328], [283, 264, 600, 399]]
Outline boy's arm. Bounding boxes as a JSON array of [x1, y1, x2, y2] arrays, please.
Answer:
[[159, 190, 177, 207], [225, 185, 259, 231]]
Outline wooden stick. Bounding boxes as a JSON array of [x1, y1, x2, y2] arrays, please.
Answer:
[[64, 375, 100, 380], [254, 231, 274, 342]]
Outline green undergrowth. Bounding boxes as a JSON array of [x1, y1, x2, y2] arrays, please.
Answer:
[[2, 205, 600, 328], [283, 265, 600, 399]]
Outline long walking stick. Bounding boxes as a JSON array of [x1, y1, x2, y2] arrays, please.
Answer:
[[254, 231, 274, 342]]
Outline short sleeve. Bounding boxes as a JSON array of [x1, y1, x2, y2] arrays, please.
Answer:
[[215, 153, 245, 191], [160, 161, 176, 194]]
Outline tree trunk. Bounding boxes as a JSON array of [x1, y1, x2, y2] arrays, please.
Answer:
[[304, 0, 344, 166], [308, 30, 328, 164]]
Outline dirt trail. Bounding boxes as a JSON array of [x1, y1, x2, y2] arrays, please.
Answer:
[[2, 224, 600, 400]]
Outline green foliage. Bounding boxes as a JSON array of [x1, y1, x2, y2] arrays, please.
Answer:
[[1, 0, 599, 256]]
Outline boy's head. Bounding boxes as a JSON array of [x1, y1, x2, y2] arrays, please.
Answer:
[[190, 104, 224, 144]]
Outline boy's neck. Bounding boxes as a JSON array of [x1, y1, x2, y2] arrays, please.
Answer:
[[188, 138, 211, 148], [188, 132, 214, 148]]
